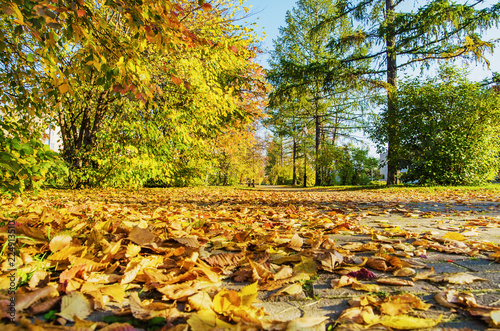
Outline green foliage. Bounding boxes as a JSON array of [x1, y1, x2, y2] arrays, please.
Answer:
[[316, 0, 500, 184], [266, 0, 370, 186], [372, 66, 500, 185], [1, 1, 267, 192], [331, 145, 379, 186], [0, 117, 67, 197]]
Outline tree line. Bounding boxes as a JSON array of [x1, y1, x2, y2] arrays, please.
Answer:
[[265, 0, 500, 186]]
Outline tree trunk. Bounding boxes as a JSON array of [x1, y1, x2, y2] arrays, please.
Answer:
[[386, 0, 399, 185], [280, 136, 284, 167], [314, 115, 321, 186], [292, 137, 297, 185]]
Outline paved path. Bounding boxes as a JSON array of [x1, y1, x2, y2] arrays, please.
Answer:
[[228, 186, 500, 330]]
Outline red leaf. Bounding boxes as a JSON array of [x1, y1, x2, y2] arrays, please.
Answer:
[[347, 268, 378, 280], [113, 84, 122, 93], [201, 3, 212, 11], [76, 9, 85, 17]]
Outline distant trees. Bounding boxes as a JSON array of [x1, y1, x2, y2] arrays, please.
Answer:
[[266, 0, 369, 186], [371, 66, 500, 185], [265, 0, 500, 186], [315, 0, 500, 184]]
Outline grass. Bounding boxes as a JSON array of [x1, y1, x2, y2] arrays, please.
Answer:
[[241, 183, 500, 194]]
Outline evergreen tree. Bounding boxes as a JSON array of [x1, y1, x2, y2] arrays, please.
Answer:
[[267, 0, 367, 186], [317, 0, 500, 184]]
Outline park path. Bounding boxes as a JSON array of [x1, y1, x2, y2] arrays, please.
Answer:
[[5, 186, 500, 330]]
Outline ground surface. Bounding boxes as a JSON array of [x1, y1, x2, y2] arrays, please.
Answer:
[[1, 185, 500, 330]]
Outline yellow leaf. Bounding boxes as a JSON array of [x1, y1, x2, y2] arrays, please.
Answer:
[[57, 292, 92, 322], [365, 314, 442, 330], [442, 232, 466, 241], [331, 275, 357, 289], [186, 291, 213, 311], [491, 310, 500, 326], [9, 4, 23, 23], [351, 282, 380, 292], [187, 310, 234, 330], [239, 281, 258, 306], [49, 234, 72, 252], [100, 284, 126, 302], [294, 256, 317, 274], [59, 83, 70, 93], [126, 243, 141, 258]]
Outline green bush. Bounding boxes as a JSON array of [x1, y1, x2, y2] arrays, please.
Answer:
[[0, 118, 66, 197]]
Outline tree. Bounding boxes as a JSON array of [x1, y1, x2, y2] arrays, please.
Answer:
[[1, 0, 268, 192], [372, 66, 500, 185], [267, 0, 367, 187], [316, 0, 500, 184]]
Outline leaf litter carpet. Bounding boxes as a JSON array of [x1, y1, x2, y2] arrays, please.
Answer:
[[1, 187, 500, 330]]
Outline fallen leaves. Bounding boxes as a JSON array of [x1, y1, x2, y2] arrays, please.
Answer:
[[57, 291, 92, 322], [428, 272, 487, 285], [1, 187, 500, 330]]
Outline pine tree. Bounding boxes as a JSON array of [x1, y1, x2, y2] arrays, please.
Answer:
[[267, 0, 366, 186], [318, 0, 500, 184]]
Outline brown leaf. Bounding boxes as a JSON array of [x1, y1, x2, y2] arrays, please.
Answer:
[[412, 267, 435, 281], [288, 233, 303, 251], [285, 316, 329, 330], [29, 296, 61, 315], [376, 278, 415, 286], [317, 251, 343, 272], [129, 227, 156, 246], [16, 286, 59, 311], [435, 290, 479, 309], [366, 257, 390, 271], [204, 252, 244, 268], [129, 292, 183, 321], [174, 236, 200, 248], [28, 270, 50, 289], [393, 267, 416, 277], [157, 281, 200, 301]]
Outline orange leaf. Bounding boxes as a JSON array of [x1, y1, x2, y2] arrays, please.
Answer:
[[171, 76, 182, 86]]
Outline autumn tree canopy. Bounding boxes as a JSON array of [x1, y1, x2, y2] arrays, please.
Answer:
[[0, 0, 269, 194]]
